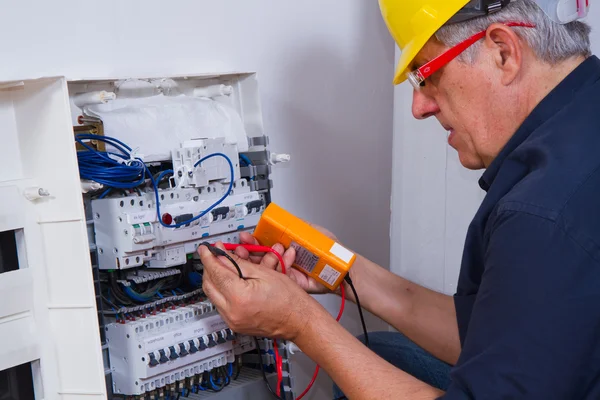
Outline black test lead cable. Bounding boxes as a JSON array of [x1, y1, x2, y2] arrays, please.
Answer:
[[200, 243, 285, 400], [344, 275, 369, 348]]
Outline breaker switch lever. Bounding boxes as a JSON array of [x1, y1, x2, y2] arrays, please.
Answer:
[[226, 329, 236, 341], [198, 337, 207, 351], [174, 214, 194, 226], [188, 340, 199, 354], [158, 349, 169, 364], [179, 343, 189, 357], [246, 200, 264, 214], [211, 207, 230, 222], [207, 334, 217, 348], [169, 346, 179, 360], [148, 352, 159, 367]]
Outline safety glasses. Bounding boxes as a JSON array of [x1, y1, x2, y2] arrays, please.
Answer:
[[408, 22, 536, 90]]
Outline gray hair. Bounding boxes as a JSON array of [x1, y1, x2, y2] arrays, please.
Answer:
[[435, 0, 592, 65]]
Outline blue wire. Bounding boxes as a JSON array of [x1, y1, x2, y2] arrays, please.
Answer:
[[124, 286, 156, 302], [239, 154, 252, 166], [239, 154, 255, 180], [209, 373, 222, 391], [98, 189, 112, 199], [156, 169, 174, 186], [150, 153, 234, 229], [75, 134, 146, 189], [76, 134, 235, 230]]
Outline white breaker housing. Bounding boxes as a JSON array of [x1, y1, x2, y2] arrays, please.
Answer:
[[172, 138, 240, 188], [91, 183, 265, 270], [106, 302, 256, 396]]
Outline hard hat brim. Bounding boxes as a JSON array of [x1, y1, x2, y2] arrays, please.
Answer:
[[393, 27, 439, 86]]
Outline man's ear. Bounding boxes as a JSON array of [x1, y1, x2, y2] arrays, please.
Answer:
[[483, 23, 523, 86]]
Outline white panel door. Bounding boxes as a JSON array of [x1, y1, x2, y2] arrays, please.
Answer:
[[0, 77, 106, 399]]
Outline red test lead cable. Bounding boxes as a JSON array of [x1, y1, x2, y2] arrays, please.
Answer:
[[296, 285, 346, 400], [219, 242, 346, 400], [221, 243, 287, 396]]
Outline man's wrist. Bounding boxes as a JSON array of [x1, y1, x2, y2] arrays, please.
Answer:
[[336, 254, 367, 302], [288, 294, 326, 342], [291, 299, 336, 348]]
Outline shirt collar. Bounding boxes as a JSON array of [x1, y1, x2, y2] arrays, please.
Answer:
[[479, 55, 600, 191]]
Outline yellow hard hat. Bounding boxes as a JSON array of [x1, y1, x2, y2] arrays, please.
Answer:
[[379, 0, 471, 85]]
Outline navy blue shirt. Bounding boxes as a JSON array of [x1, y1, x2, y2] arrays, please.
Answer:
[[443, 55, 600, 399]]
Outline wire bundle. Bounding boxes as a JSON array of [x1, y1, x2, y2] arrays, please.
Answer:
[[75, 134, 147, 189], [75, 134, 235, 229]]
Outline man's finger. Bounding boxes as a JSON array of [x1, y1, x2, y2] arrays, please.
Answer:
[[208, 242, 248, 275], [234, 246, 250, 260], [260, 243, 294, 272], [240, 232, 259, 245], [234, 246, 263, 264], [260, 244, 283, 270], [282, 246, 296, 275], [200, 243, 265, 281], [198, 245, 240, 296]]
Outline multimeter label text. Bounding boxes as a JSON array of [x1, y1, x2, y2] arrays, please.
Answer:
[[290, 242, 319, 273]]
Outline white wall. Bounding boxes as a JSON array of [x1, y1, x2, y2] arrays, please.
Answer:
[[390, 77, 484, 295], [390, 10, 600, 295], [0, 0, 395, 398]]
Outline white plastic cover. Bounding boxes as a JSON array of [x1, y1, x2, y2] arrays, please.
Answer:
[[84, 94, 249, 162], [533, 0, 589, 24]]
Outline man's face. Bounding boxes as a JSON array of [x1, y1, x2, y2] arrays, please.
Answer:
[[410, 39, 507, 170]]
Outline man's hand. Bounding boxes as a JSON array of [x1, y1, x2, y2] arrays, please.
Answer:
[[198, 242, 322, 340], [234, 226, 338, 295]]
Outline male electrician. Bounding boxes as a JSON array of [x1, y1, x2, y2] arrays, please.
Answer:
[[198, 0, 600, 398]]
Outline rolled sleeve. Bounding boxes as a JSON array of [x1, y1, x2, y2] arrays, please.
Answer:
[[441, 211, 600, 399]]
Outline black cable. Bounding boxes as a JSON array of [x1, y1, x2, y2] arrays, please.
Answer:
[[345, 275, 369, 348], [199, 243, 284, 400], [234, 355, 242, 380], [221, 367, 230, 386], [108, 273, 133, 305], [200, 242, 244, 278]]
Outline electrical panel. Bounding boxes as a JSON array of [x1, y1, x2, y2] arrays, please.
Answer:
[[67, 73, 294, 399]]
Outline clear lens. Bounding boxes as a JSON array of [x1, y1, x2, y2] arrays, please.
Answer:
[[408, 70, 425, 90]]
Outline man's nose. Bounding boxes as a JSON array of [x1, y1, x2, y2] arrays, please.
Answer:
[[412, 89, 440, 120]]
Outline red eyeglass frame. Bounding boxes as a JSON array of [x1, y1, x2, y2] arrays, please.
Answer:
[[408, 21, 537, 90]]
